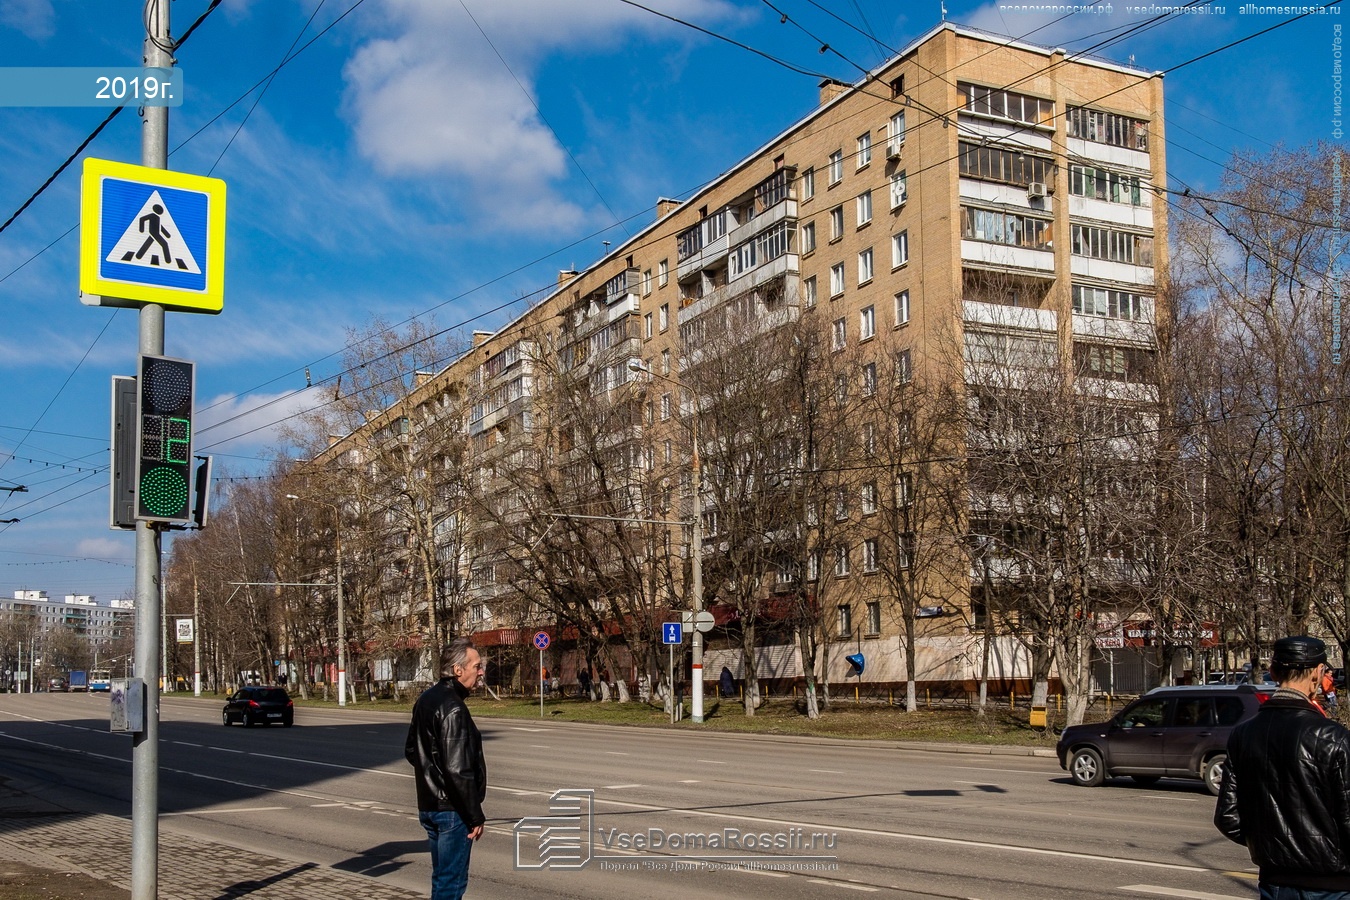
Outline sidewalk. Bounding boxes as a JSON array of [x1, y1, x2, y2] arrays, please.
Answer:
[[0, 811, 428, 900]]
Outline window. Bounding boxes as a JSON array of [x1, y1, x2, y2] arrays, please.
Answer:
[[832, 316, 847, 350], [857, 131, 872, 168], [642, 269, 652, 296], [1073, 342, 1156, 383], [830, 206, 844, 241], [1073, 284, 1149, 320], [865, 599, 881, 632], [835, 373, 849, 404], [890, 171, 907, 209], [659, 260, 669, 286], [1066, 106, 1149, 151], [896, 348, 913, 383], [1070, 224, 1154, 265], [808, 550, 821, 581], [837, 602, 852, 635], [835, 548, 851, 579], [896, 472, 913, 508], [660, 392, 671, 421], [961, 207, 1053, 250], [802, 221, 817, 253], [898, 532, 915, 568], [664, 439, 672, 463], [863, 421, 877, 455], [861, 361, 877, 396], [659, 304, 669, 332], [861, 482, 878, 515], [829, 150, 844, 185], [887, 112, 906, 155], [830, 263, 845, 298], [892, 231, 909, 268], [661, 348, 671, 375], [802, 167, 815, 200], [860, 305, 876, 340], [1069, 165, 1143, 205], [958, 81, 1054, 128], [958, 142, 1055, 188], [834, 488, 849, 521], [898, 412, 913, 445], [895, 290, 910, 326], [858, 248, 874, 285], [857, 190, 873, 226], [644, 312, 653, 339], [804, 275, 817, 308]]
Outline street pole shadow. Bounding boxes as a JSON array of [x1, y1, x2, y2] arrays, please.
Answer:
[[213, 862, 317, 898], [333, 840, 425, 878]]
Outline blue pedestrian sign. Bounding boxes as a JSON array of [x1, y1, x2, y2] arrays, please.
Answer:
[[532, 631, 551, 650], [79, 158, 226, 313], [662, 622, 684, 645]]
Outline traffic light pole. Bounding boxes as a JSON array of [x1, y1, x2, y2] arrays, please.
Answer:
[[131, 1, 169, 898]]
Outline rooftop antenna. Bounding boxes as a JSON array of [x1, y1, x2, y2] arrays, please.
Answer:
[[602, 240, 611, 255], [940, 2, 947, 21]]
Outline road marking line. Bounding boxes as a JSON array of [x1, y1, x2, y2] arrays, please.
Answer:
[[810, 880, 877, 892], [310, 803, 345, 807], [512, 727, 546, 732], [810, 769, 844, 774], [530, 744, 550, 749], [698, 759, 726, 765], [1119, 885, 1252, 899], [679, 780, 700, 784], [163, 806, 288, 816], [606, 751, 629, 756], [603, 784, 642, 790]]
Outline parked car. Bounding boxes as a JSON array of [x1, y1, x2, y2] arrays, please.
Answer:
[[1056, 684, 1274, 795], [47, 677, 68, 693], [222, 686, 294, 727]]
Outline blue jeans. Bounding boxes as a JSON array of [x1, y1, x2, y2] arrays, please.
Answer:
[[419, 810, 473, 900], [1260, 885, 1350, 900]]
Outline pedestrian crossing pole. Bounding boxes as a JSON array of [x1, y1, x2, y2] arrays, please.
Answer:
[[131, 1, 170, 897]]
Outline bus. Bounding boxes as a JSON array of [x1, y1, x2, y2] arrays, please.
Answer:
[[89, 670, 111, 692]]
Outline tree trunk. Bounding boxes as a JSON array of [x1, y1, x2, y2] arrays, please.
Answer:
[[741, 619, 760, 716]]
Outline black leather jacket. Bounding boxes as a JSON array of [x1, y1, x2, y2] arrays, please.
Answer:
[[1215, 692, 1350, 890], [405, 679, 486, 826]]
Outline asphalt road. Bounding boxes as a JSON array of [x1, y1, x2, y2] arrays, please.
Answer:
[[0, 693, 1258, 899]]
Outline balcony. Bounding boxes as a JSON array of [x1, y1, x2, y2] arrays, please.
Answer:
[[961, 240, 1055, 274], [963, 300, 1057, 333]]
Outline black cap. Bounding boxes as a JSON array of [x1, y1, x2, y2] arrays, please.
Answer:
[[1272, 635, 1328, 668]]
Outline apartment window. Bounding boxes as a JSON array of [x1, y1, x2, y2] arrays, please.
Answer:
[[896, 348, 913, 383], [865, 599, 881, 632], [658, 259, 669, 286], [858, 248, 874, 285], [861, 361, 877, 396], [890, 171, 907, 209], [958, 81, 1054, 128], [834, 487, 849, 521], [802, 221, 817, 253], [1066, 106, 1149, 151], [1073, 284, 1149, 320], [644, 313, 653, 339], [856, 131, 872, 168], [832, 316, 847, 350], [857, 190, 873, 226], [804, 275, 817, 308], [835, 547, 851, 578], [642, 269, 653, 296], [896, 472, 914, 508], [863, 540, 879, 575], [808, 549, 821, 581], [1073, 341, 1156, 384], [837, 602, 852, 635], [898, 412, 913, 445], [1070, 224, 1154, 266], [898, 532, 915, 568], [887, 111, 906, 155], [1069, 165, 1143, 205], [830, 263, 845, 298], [835, 372, 849, 404], [892, 230, 909, 268], [895, 290, 910, 326], [829, 150, 844, 185], [664, 439, 672, 463], [959, 142, 1055, 188], [801, 167, 815, 200], [659, 304, 669, 332], [860, 305, 876, 340], [830, 206, 844, 241], [660, 392, 671, 420], [863, 421, 877, 456], [961, 207, 1053, 250], [861, 482, 878, 515], [661, 348, 671, 375]]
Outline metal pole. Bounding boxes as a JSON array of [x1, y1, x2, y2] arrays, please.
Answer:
[[336, 528, 346, 707], [690, 417, 704, 723], [193, 575, 201, 696], [539, 648, 544, 718], [132, 1, 170, 896]]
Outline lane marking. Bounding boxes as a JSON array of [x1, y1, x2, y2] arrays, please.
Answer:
[[810, 769, 845, 774], [1120, 886, 1252, 900], [811, 880, 877, 892], [698, 759, 726, 765], [603, 784, 642, 790], [606, 751, 629, 756], [512, 727, 546, 732], [163, 806, 288, 817], [679, 780, 700, 784]]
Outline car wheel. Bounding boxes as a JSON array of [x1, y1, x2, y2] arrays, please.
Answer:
[[1203, 754, 1226, 796], [222, 710, 230, 726], [243, 712, 254, 728], [1132, 776, 1160, 786], [1069, 747, 1106, 787]]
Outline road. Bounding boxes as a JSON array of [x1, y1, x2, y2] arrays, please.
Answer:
[[0, 693, 1257, 899]]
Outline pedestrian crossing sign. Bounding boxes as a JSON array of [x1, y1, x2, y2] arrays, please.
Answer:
[[79, 158, 226, 313]]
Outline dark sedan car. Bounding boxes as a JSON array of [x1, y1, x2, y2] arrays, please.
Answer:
[[222, 686, 294, 727], [1056, 684, 1273, 795]]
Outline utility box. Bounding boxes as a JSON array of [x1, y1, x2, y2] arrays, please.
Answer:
[[110, 678, 145, 733]]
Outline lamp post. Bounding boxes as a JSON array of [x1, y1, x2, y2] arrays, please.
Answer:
[[628, 359, 705, 723], [286, 494, 346, 707]]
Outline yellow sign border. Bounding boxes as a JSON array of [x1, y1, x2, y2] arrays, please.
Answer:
[[79, 158, 226, 313]]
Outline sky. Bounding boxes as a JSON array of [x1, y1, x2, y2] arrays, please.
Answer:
[[0, 0, 1340, 602]]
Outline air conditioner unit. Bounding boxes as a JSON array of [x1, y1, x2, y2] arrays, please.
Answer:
[[886, 143, 903, 160], [1027, 182, 1049, 198]]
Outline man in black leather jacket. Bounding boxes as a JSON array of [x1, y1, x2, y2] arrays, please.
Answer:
[[1215, 635, 1350, 899], [406, 637, 487, 900]]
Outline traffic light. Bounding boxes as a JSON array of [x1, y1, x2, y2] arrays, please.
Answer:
[[135, 354, 195, 524]]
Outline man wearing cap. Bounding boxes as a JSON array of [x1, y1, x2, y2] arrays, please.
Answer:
[[1215, 635, 1350, 898]]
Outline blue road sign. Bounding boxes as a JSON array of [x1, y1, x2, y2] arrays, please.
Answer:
[[533, 631, 550, 650], [662, 622, 684, 645]]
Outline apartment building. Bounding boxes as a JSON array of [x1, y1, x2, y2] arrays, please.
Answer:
[[0, 590, 135, 644], [318, 22, 1166, 693]]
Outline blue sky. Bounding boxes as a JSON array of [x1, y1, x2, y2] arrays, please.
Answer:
[[0, 0, 1338, 601]]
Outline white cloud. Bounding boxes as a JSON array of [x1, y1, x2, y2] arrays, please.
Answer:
[[75, 536, 128, 559], [0, 0, 55, 40], [194, 387, 320, 457]]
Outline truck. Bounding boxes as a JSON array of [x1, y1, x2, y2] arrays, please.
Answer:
[[68, 670, 88, 692], [89, 670, 111, 692]]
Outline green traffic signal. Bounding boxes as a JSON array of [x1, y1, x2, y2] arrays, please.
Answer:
[[135, 355, 194, 523]]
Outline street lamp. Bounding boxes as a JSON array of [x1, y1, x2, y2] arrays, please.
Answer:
[[286, 494, 347, 707], [628, 358, 706, 723]]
